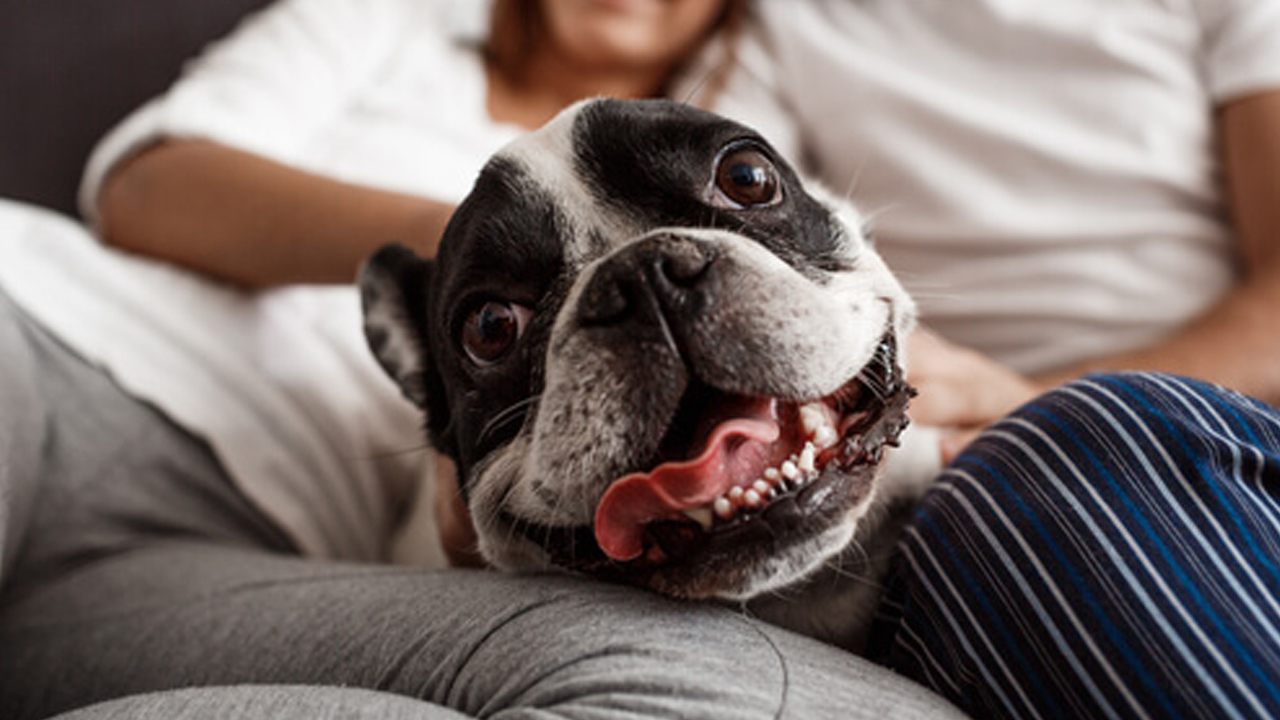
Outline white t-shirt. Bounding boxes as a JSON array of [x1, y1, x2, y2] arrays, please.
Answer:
[[760, 0, 1280, 374], [0, 0, 791, 564]]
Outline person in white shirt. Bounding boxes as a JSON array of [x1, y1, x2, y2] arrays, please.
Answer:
[[750, 3, 1280, 719], [757, 0, 1280, 457]]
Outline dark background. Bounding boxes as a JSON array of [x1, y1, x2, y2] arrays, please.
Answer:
[[0, 0, 273, 217]]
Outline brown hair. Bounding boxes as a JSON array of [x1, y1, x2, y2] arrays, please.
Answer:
[[484, 0, 749, 107], [484, 0, 542, 86]]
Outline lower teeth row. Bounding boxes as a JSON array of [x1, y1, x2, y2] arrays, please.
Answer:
[[682, 401, 839, 530]]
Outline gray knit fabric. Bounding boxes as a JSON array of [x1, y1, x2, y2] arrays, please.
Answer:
[[0, 290, 964, 720], [48, 686, 473, 720]]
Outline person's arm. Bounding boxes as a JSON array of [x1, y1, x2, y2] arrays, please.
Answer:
[[97, 139, 453, 288], [82, 0, 456, 288], [1037, 90, 1280, 406], [909, 90, 1280, 461]]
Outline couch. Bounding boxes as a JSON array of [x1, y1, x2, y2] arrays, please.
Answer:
[[0, 0, 273, 218], [0, 3, 968, 719]]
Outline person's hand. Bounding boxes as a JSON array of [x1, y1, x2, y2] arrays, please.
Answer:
[[906, 328, 1044, 463], [434, 456, 486, 568]]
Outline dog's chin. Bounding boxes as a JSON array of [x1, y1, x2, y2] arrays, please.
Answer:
[[491, 333, 914, 601]]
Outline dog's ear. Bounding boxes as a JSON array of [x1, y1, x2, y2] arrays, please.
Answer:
[[359, 243, 435, 409]]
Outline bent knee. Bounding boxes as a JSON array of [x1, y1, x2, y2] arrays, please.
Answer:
[[441, 580, 791, 716], [921, 371, 1278, 544]]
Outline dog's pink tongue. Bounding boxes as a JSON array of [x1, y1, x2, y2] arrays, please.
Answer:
[[594, 409, 780, 562]]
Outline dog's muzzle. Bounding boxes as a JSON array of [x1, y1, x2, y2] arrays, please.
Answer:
[[591, 332, 913, 566], [498, 231, 915, 595], [511, 337, 913, 592]]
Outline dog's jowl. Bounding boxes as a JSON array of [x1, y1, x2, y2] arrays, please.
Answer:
[[361, 98, 930, 650]]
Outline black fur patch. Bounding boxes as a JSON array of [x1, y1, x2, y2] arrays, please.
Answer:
[[426, 156, 569, 477], [571, 99, 844, 278]]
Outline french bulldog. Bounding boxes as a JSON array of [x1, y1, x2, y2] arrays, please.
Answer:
[[360, 98, 933, 650]]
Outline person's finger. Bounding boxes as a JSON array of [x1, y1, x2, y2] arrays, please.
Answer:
[[908, 379, 969, 426], [940, 427, 983, 465]]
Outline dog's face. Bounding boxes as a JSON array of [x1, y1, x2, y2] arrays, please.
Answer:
[[362, 99, 915, 600]]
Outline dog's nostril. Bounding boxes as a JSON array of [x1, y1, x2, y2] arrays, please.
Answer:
[[658, 249, 714, 288], [648, 234, 716, 290], [579, 271, 632, 325], [578, 234, 716, 327]]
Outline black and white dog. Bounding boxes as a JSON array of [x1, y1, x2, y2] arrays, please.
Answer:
[[361, 99, 932, 649]]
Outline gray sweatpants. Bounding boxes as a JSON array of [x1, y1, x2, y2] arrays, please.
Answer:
[[0, 290, 962, 720]]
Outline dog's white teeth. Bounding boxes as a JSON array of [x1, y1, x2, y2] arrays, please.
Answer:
[[694, 445, 830, 528], [799, 442, 817, 473], [813, 425, 838, 449], [800, 401, 840, 450], [681, 507, 715, 531], [781, 460, 800, 481], [799, 404, 825, 434]]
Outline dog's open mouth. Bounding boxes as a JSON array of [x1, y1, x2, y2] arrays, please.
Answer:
[[592, 332, 914, 567]]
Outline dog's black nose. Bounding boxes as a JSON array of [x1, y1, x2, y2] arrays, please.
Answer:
[[578, 233, 717, 328]]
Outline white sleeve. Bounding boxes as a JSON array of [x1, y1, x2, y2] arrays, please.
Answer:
[[79, 0, 414, 222], [1200, 0, 1280, 102]]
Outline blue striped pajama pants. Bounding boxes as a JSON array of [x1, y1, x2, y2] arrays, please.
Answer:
[[869, 373, 1280, 720]]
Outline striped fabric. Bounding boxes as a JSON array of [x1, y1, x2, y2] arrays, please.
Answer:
[[869, 373, 1280, 720]]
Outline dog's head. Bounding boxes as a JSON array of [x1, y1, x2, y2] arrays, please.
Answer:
[[361, 99, 914, 600]]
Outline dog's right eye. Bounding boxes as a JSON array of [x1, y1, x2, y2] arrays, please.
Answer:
[[461, 301, 531, 366], [710, 143, 782, 209]]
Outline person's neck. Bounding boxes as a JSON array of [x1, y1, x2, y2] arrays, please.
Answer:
[[487, 49, 672, 130]]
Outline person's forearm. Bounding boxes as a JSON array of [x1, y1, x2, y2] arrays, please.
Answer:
[[1035, 272, 1280, 405], [97, 139, 454, 288], [1038, 91, 1280, 406]]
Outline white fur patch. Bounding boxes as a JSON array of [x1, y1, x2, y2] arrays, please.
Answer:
[[500, 102, 640, 268]]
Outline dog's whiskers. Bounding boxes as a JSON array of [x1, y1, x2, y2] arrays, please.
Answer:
[[541, 472, 582, 565], [821, 545, 888, 593], [757, 581, 807, 605], [861, 375, 891, 404], [477, 395, 541, 448], [481, 481, 532, 559], [856, 365, 892, 404], [855, 202, 901, 234], [345, 442, 434, 462], [840, 157, 871, 205], [678, 67, 716, 108]]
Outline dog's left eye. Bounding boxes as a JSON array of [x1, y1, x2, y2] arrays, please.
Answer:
[[711, 144, 782, 209], [461, 301, 531, 366]]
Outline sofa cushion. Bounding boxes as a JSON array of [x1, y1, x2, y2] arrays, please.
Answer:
[[0, 0, 272, 217]]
